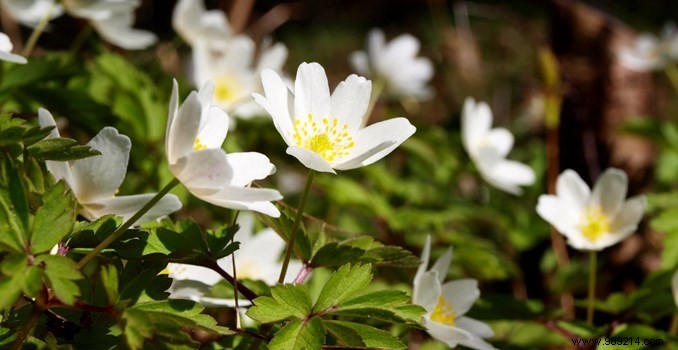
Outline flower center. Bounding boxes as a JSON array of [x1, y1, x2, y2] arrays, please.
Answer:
[[580, 206, 610, 242], [430, 295, 457, 327], [214, 77, 238, 104], [292, 114, 355, 162], [194, 137, 207, 150]]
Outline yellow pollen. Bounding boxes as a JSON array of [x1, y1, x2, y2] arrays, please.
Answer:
[[430, 295, 457, 326], [580, 206, 610, 242], [193, 137, 207, 150], [292, 114, 355, 162], [112, 188, 120, 198]]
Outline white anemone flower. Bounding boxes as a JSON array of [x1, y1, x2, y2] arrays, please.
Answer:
[[1, 0, 156, 50], [254, 62, 416, 174], [166, 213, 302, 307], [166, 80, 282, 217], [413, 236, 496, 350], [172, 0, 232, 46], [536, 168, 646, 251], [619, 23, 678, 72], [38, 108, 182, 224], [350, 28, 434, 99], [0, 32, 27, 64], [461, 98, 535, 195]]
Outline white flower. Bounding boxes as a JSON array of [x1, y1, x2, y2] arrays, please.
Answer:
[[172, 0, 232, 46], [173, 0, 287, 119], [1, 0, 156, 49], [166, 213, 302, 307], [461, 98, 535, 195], [0, 32, 27, 64], [192, 36, 288, 118], [254, 62, 416, 174], [37, 108, 182, 224], [619, 23, 678, 72], [413, 236, 496, 350], [350, 29, 433, 99], [166, 80, 282, 217], [536, 168, 646, 251]]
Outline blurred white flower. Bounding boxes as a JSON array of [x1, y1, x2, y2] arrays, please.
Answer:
[[412, 236, 495, 350], [254, 62, 416, 174], [619, 23, 678, 72], [350, 28, 433, 99], [166, 80, 282, 217], [461, 97, 535, 195], [536, 168, 646, 251], [38, 108, 181, 224], [173, 0, 287, 119], [1, 0, 156, 49], [166, 213, 302, 307], [0, 32, 27, 64]]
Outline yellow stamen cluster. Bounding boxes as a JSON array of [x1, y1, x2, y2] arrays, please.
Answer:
[[580, 206, 610, 242], [193, 137, 207, 150], [430, 295, 457, 327], [214, 76, 237, 103], [112, 188, 120, 198], [292, 114, 355, 162]]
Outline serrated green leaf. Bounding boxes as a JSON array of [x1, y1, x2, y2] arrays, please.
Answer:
[[0, 273, 24, 311], [332, 306, 424, 327], [119, 269, 171, 305], [313, 264, 372, 313], [368, 246, 421, 267], [338, 290, 411, 310], [247, 284, 312, 324], [30, 181, 77, 254], [36, 255, 82, 305], [323, 320, 406, 349], [21, 265, 43, 298], [310, 243, 365, 268], [100, 264, 119, 305], [0, 190, 24, 253], [27, 138, 101, 161], [7, 158, 29, 236], [268, 317, 324, 350]]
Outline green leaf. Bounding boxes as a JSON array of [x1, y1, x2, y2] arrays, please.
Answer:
[[247, 284, 312, 324], [100, 264, 119, 305], [258, 209, 312, 262], [0, 188, 25, 252], [310, 242, 364, 268], [27, 138, 101, 161], [313, 264, 372, 313], [0, 54, 78, 91], [0, 273, 24, 311], [30, 181, 77, 254], [36, 255, 83, 305], [7, 158, 29, 237], [119, 267, 171, 305], [268, 317, 324, 350], [122, 300, 234, 350], [323, 320, 406, 349], [331, 306, 424, 327]]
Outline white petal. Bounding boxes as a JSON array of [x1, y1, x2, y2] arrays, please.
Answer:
[[166, 80, 179, 150], [171, 149, 233, 189], [556, 169, 590, 214], [38, 109, 74, 187], [71, 127, 130, 202], [254, 69, 295, 145], [590, 168, 628, 218], [456, 316, 495, 339], [430, 247, 453, 284], [414, 235, 432, 283], [167, 262, 222, 285], [196, 106, 229, 149], [611, 195, 647, 232], [258, 42, 288, 71], [167, 91, 203, 164], [294, 62, 331, 120], [536, 195, 576, 234], [333, 117, 415, 170], [91, 11, 157, 50], [225, 152, 276, 186], [66, 0, 137, 21], [286, 146, 336, 174], [198, 188, 281, 217], [423, 317, 472, 348], [83, 193, 181, 225], [171, 0, 230, 45], [383, 33, 420, 61], [412, 271, 441, 311], [457, 331, 497, 350], [349, 51, 370, 76], [478, 158, 535, 195], [487, 128, 514, 158], [367, 29, 386, 62], [330, 74, 371, 132], [462, 98, 492, 155], [2, 0, 63, 27], [0, 32, 26, 64], [440, 279, 479, 316]]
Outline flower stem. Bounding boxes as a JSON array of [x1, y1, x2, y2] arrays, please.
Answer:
[[229, 210, 241, 329], [75, 178, 181, 269], [277, 169, 315, 284], [22, 1, 58, 57], [670, 313, 678, 335], [587, 250, 597, 325], [665, 64, 678, 95]]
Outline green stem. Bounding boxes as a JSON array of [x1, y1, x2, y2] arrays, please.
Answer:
[[68, 25, 93, 59], [22, 1, 58, 57], [12, 290, 46, 350], [587, 251, 597, 325], [666, 65, 678, 95], [229, 210, 241, 328], [670, 313, 678, 335], [76, 178, 181, 269], [277, 169, 315, 284]]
